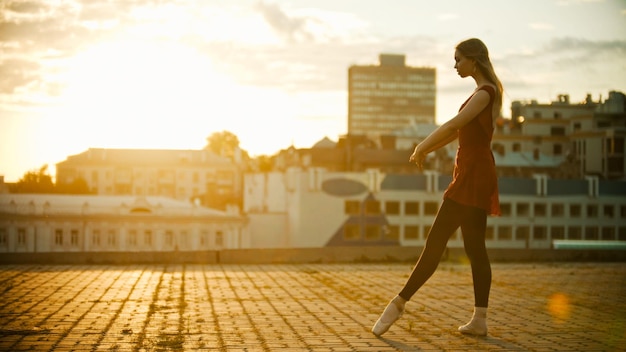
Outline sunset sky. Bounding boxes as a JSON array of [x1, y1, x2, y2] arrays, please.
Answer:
[[1, 0, 625, 182]]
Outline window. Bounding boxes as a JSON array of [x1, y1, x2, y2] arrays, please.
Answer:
[[587, 205, 598, 218], [70, 229, 79, 246], [55, 229, 63, 246], [165, 231, 174, 247], [200, 230, 209, 247], [550, 127, 565, 136], [92, 230, 101, 246], [345, 201, 360, 215], [619, 227, 626, 241], [215, 231, 224, 247], [603, 205, 614, 218], [17, 228, 26, 246], [107, 230, 116, 247], [144, 230, 152, 246], [128, 230, 137, 246], [552, 226, 565, 240], [404, 201, 419, 215], [551, 204, 564, 217], [533, 226, 547, 240], [385, 201, 400, 215], [622, 205, 626, 218], [553, 144, 563, 155], [498, 226, 512, 240], [517, 203, 530, 216], [424, 201, 439, 215], [364, 225, 380, 241], [180, 230, 188, 248], [601, 227, 615, 241], [516, 226, 529, 241], [512, 143, 521, 152], [0, 228, 7, 247], [568, 227, 582, 240], [585, 227, 599, 240], [365, 200, 380, 215], [404, 225, 419, 240], [500, 203, 511, 216], [384, 225, 399, 240], [534, 203, 546, 217], [570, 204, 581, 217]]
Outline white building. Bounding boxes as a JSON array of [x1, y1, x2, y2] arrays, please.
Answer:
[[0, 194, 248, 253], [244, 168, 626, 249]]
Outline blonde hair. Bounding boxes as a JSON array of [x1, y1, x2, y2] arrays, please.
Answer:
[[456, 38, 503, 119]]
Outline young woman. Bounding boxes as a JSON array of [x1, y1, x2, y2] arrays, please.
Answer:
[[372, 38, 503, 337]]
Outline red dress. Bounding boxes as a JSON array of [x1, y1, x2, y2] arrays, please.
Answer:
[[443, 85, 500, 216]]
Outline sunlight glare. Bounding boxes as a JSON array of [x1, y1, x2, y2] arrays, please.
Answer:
[[50, 38, 300, 157], [547, 292, 571, 323]]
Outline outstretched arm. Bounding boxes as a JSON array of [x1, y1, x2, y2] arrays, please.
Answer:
[[410, 89, 491, 169]]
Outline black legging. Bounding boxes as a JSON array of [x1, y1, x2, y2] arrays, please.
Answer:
[[398, 198, 492, 307]]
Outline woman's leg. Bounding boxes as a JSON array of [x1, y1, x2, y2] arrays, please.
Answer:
[[398, 199, 462, 301], [373, 199, 462, 336], [460, 207, 491, 308], [458, 206, 491, 336]]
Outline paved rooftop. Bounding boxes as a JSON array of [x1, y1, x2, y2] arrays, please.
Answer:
[[0, 262, 624, 351]]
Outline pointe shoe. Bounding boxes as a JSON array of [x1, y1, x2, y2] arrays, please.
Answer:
[[458, 307, 488, 336], [458, 320, 487, 336], [372, 296, 405, 336]]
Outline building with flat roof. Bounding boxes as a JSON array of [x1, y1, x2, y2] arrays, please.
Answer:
[[56, 148, 245, 209], [0, 194, 248, 254], [497, 91, 625, 179], [244, 168, 626, 249], [348, 54, 436, 137]]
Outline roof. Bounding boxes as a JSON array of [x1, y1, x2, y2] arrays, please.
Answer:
[[0, 194, 234, 217], [56, 148, 233, 167], [494, 151, 564, 168], [312, 137, 337, 149]]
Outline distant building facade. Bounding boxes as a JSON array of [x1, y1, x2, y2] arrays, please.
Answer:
[[0, 194, 248, 254], [56, 148, 245, 209], [244, 168, 626, 249], [348, 54, 436, 137], [496, 91, 625, 179]]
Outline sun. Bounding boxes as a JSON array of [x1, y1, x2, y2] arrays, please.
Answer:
[[49, 38, 299, 157]]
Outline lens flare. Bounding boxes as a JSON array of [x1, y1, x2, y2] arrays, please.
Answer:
[[547, 292, 571, 323]]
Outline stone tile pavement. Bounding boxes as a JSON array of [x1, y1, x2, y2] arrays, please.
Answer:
[[0, 262, 624, 351]]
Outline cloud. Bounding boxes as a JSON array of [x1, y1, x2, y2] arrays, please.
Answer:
[[0, 59, 40, 94], [254, 1, 313, 43], [543, 37, 626, 53]]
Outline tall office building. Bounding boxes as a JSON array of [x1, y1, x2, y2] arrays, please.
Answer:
[[348, 54, 436, 136]]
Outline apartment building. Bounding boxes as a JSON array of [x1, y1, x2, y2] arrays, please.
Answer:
[[55, 148, 245, 208], [497, 91, 625, 179], [348, 54, 436, 137]]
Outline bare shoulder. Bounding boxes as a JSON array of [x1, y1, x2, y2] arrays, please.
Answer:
[[477, 84, 497, 94]]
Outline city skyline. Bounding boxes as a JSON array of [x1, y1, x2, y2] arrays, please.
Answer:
[[1, 0, 625, 182]]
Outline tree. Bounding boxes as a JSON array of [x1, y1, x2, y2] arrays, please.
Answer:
[[11, 165, 55, 193], [56, 177, 91, 194], [205, 131, 240, 159], [255, 155, 275, 172]]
